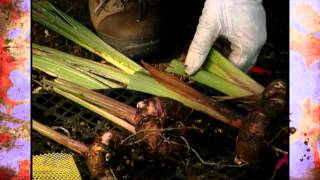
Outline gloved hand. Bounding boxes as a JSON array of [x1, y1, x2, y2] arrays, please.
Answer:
[[184, 0, 267, 75]]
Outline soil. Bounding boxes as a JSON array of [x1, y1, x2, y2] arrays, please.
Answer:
[[31, 0, 289, 179]]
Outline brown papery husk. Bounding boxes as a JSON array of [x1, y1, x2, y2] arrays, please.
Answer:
[[134, 97, 193, 156], [235, 80, 287, 164], [135, 97, 191, 123], [135, 116, 183, 157], [87, 130, 120, 178]]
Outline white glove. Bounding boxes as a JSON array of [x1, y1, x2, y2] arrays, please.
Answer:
[[184, 0, 267, 75]]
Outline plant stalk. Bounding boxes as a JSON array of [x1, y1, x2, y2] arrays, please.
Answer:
[[204, 49, 264, 94], [32, 2, 248, 128], [167, 59, 253, 97], [53, 87, 136, 134], [32, 119, 89, 156], [33, 44, 131, 85], [33, 54, 113, 89], [52, 78, 137, 125]]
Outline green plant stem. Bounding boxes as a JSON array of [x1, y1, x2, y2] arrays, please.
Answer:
[[33, 44, 131, 85], [204, 49, 264, 94], [32, 2, 247, 128], [166, 60, 252, 97], [33, 54, 112, 89]]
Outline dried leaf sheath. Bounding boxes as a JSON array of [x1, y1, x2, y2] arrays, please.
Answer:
[[142, 62, 212, 106], [142, 62, 244, 128]]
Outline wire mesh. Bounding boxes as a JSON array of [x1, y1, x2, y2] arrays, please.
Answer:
[[33, 153, 81, 180]]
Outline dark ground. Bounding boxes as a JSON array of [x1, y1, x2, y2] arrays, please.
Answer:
[[31, 0, 289, 179]]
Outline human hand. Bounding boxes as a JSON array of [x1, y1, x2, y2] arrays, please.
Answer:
[[184, 0, 267, 75]]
